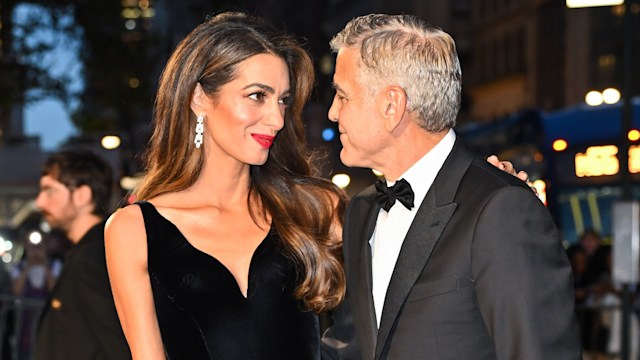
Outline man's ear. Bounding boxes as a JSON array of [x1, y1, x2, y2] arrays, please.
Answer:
[[72, 184, 94, 212], [190, 82, 208, 114], [380, 85, 407, 133]]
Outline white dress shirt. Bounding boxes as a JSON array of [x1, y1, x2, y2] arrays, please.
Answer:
[[370, 129, 456, 327]]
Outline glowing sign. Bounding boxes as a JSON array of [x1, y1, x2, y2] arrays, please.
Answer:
[[553, 139, 568, 152], [575, 145, 640, 177], [575, 145, 619, 177], [631, 145, 640, 174]]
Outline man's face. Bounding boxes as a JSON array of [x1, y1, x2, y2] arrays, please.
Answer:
[[328, 47, 387, 169], [35, 175, 79, 234]]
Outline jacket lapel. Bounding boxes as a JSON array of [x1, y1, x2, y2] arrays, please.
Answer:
[[345, 186, 381, 359], [374, 139, 475, 359]]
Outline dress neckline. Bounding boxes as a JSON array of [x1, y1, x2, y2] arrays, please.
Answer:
[[138, 200, 271, 299]]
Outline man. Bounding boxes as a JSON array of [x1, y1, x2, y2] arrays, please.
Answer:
[[322, 14, 581, 359], [34, 149, 131, 359]]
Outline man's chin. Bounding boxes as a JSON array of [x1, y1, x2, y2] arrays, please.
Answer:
[[339, 152, 354, 168], [339, 151, 366, 169], [42, 218, 59, 230]]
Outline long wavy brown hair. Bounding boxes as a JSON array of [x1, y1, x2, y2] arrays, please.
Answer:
[[134, 12, 346, 313]]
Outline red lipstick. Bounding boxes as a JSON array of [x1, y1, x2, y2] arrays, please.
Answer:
[[251, 134, 275, 149]]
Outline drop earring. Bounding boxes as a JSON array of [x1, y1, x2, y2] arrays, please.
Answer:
[[194, 114, 204, 148]]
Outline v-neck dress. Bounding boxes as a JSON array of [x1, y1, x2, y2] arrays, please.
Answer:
[[136, 201, 320, 359]]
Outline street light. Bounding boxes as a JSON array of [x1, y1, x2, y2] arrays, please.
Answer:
[[331, 173, 351, 189], [602, 87, 622, 104], [585, 88, 621, 105], [28, 231, 43, 245], [585, 90, 604, 106], [101, 135, 121, 150]]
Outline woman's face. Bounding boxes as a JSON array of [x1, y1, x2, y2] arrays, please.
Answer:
[[26, 243, 47, 264], [200, 53, 290, 168]]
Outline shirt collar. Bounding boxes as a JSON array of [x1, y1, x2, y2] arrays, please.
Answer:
[[387, 129, 456, 210]]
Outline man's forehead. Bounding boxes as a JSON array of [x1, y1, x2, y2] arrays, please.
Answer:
[[333, 48, 358, 86], [40, 174, 65, 188], [334, 50, 348, 73], [332, 67, 347, 91], [336, 47, 358, 65]]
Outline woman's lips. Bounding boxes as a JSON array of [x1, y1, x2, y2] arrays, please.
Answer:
[[251, 134, 275, 149]]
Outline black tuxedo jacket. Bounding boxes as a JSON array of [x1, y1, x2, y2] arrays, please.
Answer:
[[35, 223, 131, 360], [323, 139, 581, 359]]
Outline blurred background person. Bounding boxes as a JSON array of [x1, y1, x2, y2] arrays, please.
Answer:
[[0, 261, 12, 295], [567, 244, 589, 305], [12, 242, 56, 298], [568, 229, 621, 359], [0, 260, 12, 360], [33, 149, 131, 360], [9, 241, 55, 360], [579, 230, 609, 289]]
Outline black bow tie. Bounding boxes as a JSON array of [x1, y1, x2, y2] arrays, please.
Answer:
[[375, 178, 415, 212]]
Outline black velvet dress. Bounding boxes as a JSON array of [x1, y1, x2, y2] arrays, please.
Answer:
[[137, 201, 320, 360]]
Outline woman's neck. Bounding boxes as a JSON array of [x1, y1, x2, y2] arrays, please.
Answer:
[[187, 157, 252, 208]]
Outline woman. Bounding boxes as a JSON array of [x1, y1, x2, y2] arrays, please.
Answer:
[[105, 12, 345, 359], [12, 242, 56, 359]]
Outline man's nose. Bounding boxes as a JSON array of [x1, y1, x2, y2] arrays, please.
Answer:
[[34, 192, 45, 210], [328, 97, 340, 123]]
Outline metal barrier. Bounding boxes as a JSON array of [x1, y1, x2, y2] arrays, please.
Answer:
[[0, 294, 45, 360], [576, 297, 640, 360]]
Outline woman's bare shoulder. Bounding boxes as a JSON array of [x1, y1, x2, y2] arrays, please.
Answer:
[[140, 192, 190, 214], [106, 203, 144, 228], [104, 203, 148, 249], [106, 194, 190, 237]]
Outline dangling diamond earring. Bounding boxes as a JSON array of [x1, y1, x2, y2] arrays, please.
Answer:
[[194, 114, 204, 148]]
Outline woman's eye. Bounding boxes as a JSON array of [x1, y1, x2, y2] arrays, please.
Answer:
[[249, 92, 266, 102]]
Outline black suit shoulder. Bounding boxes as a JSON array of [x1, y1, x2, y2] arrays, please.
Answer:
[[349, 184, 377, 205], [470, 156, 531, 189], [72, 222, 107, 262], [35, 222, 131, 360], [455, 156, 539, 209], [62, 223, 112, 297]]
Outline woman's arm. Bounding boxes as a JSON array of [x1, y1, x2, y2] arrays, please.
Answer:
[[105, 205, 166, 360]]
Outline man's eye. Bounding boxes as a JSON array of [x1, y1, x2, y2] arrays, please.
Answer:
[[249, 92, 267, 101]]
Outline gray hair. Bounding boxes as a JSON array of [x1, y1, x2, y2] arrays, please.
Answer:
[[330, 14, 462, 132]]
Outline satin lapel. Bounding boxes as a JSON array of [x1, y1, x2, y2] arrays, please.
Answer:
[[374, 138, 474, 360], [345, 186, 381, 359], [374, 192, 456, 359]]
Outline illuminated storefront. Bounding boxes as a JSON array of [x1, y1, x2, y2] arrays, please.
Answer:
[[543, 102, 640, 243]]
